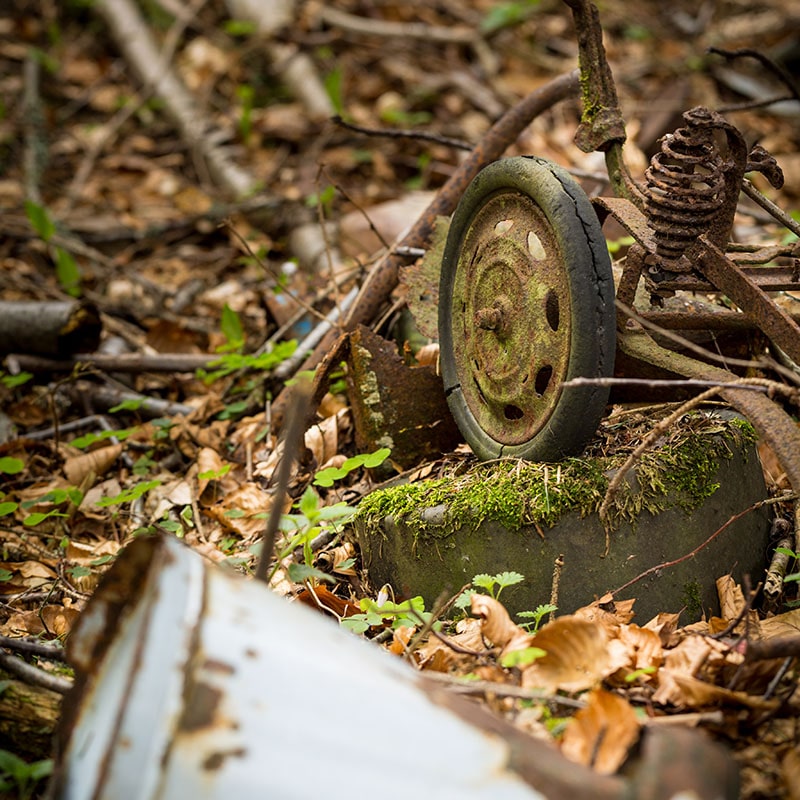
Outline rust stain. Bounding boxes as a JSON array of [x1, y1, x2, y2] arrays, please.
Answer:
[[202, 748, 247, 772], [202, 658, 236, 675], [178, 682, 223, 733]]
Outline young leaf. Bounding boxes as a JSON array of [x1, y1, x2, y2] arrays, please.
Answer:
[[0, 457, 24, 475], [220, 303, 244, 350], [24, 200, 56, 240], [287, 563, 335, 584], [55, 247, 82, 296]]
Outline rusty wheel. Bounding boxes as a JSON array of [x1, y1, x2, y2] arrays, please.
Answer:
[[438, 156, 615, 461]]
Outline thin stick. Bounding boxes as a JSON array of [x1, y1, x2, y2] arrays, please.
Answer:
[[610, 495, 794, 598], [254, 380, 312, 584], [0, 651, 72, 695]]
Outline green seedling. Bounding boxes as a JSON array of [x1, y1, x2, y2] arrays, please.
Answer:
[[517, 603, 558, 633], [500, 646, 547, 668], [0, 457, 24, 475], [0, 371, 33, 389], [21, 486, 83, 527], [25, 200, 81, 296], [341, 595, 431, 635], [94, 480, 161, 508], [0, 750, 53, 800], [198, 340, 297, 384], [313, 447, 391, 487], [70, 427, 138, 449], [480, 0, 541, 34], [272, 485, 357, 584], [219, 303, 245, 352]]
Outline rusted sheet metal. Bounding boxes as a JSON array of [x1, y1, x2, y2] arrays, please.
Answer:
[[50, 535, 605, 800], [592, 197, 655, 253], [346, 325, 461, 470], [618, 329, 800, 492], [697, 235, 800, 365]]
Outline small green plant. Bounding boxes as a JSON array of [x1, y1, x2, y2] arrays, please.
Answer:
[[0, 750, 53, 800], [480, 0, 541, 34], [94, 480, 161, 508], [313, 447, 391, 488], [500, 646, 547, 668], [341, 595, 431, 634], [20, 486, 83, 527], [0, 371, 33, 389], [236, 83, 255, 141], [25, 200, 82, 296], [305, 184, 336, 215], [517, 603, 558, 633], [454, 570, 525, 613], [70, 427, 138, 449], [272, 486, 357, 584], [198, 340, 297, 384], [0, 457, 24, 475], [218, 304, 245, 352], [323, 66, 345, 117], [223, 18, 258, 36]]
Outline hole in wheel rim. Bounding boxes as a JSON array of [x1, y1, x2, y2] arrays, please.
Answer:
[[535, 366, 553, 396], [504, 404, 524, 420], [545, 290, 559, 331]]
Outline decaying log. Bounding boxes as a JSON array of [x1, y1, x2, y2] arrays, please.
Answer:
[[0, 669, 62, 760], [0, 300, 101, 356]]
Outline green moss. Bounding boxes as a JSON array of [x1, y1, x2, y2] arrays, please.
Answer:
[[356, 412, 753, 542], [680, 580, 703, 620]]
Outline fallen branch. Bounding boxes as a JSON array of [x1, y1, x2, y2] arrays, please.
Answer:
[[270, 69, 580, 428], [9, 352, 223, 373], [0, 300, 101, 357], [95, 0, 255, 196]]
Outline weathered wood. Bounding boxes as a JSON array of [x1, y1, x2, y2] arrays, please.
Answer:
[[0, 300, 101, 356], [0, 669, 62, 760]]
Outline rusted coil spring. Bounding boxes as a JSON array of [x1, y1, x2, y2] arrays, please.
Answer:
[[644, 108, 726, 272]]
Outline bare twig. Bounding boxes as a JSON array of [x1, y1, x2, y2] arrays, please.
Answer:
[[610, 495, 794, 599], [319, 6, 477, 44], [255, 379, 312, 584], [0, 651, 72, 695], [0, 635, 67, 662], [333, 115, 472, 151], [563, 377, 770, 394]]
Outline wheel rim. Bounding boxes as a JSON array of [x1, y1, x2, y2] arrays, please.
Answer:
[[450, 190, 571, 446]]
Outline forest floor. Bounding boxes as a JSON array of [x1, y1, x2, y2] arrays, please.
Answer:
[[1, 0, 800, 797]]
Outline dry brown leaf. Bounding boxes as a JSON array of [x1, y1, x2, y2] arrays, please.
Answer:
[[560, 688, 641, 774], [2, 605, 80, 637], [782, 747, 800, 800], [64, 539, 120, 565], [195, 446, 227, 497], [643, 611, 683, 646], [470, 594, 531, 652], [521, 616, 611, 693], [653, 669, 780, 711], [619, 623, 664, 672], [417, 617, 487, 672], [205, 481, 285, 539], [758, 607, 800, 639], [62, 443, 123, 485], [388, 625, 415, 656], [717, 574, 747, 622]]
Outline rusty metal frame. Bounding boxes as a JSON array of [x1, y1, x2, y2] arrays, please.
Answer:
[[563, 0, 800, 496]]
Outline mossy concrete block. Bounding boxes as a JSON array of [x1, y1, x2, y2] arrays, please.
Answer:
[[355, 413, 770, 623]]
